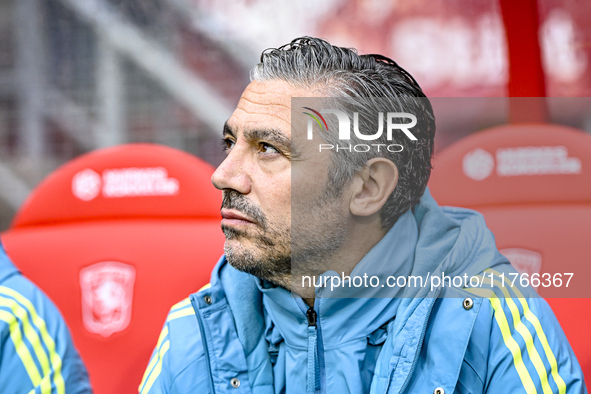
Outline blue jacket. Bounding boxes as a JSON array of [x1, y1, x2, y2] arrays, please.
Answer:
[[140, 190, 586, 393], [0, 244, 92, 393]]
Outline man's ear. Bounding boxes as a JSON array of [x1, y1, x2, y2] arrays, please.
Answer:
[[349, 158, 398, 217]]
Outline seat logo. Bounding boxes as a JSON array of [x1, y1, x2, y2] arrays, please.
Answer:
[[462, 148, 495, 181], [80, 261, 136, 337], [463, 146, 582, 181], [71, 167, 180, 201], [500, 248, 542, 277], [496, 146, 581, 176], [500, 248, 542, 289], [72, 169, 102, 201]]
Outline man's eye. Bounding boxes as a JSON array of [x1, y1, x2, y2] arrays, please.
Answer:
[[222, 138, 235, 152], [259, 143, 279, 154]]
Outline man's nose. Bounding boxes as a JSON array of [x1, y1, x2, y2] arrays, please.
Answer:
[[211, 149, 251, 194]]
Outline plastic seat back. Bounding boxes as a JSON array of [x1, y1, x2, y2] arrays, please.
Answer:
[[429, 124, 591, 382], [1, 144, 225, 394]]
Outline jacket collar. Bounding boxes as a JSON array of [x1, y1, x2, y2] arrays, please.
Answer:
[[255, 208, 419, 348], [206, 188, 507, 393]]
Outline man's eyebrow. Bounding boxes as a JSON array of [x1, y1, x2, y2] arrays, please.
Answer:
[[243, 128, 290, 148], [222, 122, 236, 138]]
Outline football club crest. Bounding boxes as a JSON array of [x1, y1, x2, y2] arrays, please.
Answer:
[[80, 261, 136, 337], [500, 248, 543, 290]]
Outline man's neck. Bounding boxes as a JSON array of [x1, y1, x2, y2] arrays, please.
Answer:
[[303, 297, 315, 307], [289, 215, 389, 305]]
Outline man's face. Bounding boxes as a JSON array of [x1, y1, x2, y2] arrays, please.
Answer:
[[211, 80, 348, 289]]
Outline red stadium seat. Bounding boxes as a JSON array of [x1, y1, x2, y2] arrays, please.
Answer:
[[0, 144, 225, 394], [429, 123, 591, 382]]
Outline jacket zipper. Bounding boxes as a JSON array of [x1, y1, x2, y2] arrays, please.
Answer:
[[296, 298, 325, 393], [306, 307, 320, 392]]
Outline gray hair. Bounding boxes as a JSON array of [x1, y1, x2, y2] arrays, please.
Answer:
[[251, 37, 436, 229]]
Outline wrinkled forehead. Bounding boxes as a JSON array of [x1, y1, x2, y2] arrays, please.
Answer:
[[227, 80, 321, 137]]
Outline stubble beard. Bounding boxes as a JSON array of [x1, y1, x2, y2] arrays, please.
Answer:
[[222, 190, 292, 288], [290, 187, 348, 293], [222, 188, 348, 293]]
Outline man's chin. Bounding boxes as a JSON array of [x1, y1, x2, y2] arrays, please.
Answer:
[[224, 245, 291, 289], [223, 237, 258, 258], [221, 224, 248, 240]]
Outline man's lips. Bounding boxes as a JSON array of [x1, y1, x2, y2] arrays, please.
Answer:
[[220, 209, 256, 226]]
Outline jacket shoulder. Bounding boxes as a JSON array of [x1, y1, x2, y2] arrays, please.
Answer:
[[0, 273, 91, 393], [139, 295, 211, 394], [464, 269, 586, 393]]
